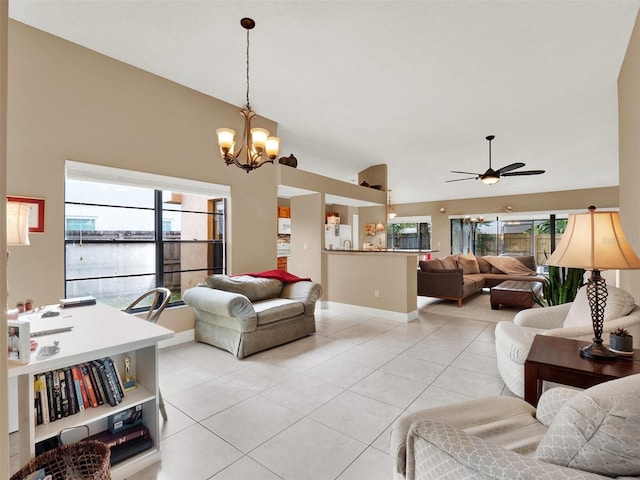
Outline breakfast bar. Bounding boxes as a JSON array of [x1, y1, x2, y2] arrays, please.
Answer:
[[322, 249, 433, 322]]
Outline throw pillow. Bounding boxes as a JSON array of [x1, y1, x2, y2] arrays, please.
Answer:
[[534, 374, 640, 477], [439, 255, 458, 270], [563, 285, 635, 328], [457, 253, 480, 274], [476, 256, 491, 273], [419, 259, 443, 272], [205, 274, 284, 302]]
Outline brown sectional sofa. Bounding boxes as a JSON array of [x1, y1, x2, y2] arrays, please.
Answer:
[[417, 254, 546, 307]]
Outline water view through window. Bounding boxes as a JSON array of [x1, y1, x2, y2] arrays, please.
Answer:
[[65, 179, 225, 309]]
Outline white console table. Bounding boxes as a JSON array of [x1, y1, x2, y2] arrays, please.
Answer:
[[8, 302, 174, 479]]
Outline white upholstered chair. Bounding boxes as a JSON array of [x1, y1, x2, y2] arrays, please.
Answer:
[[495, 285, 640, 397], [390, 374, 640, 480]]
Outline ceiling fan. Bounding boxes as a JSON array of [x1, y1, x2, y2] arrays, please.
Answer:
[[447, 135, 545, 185]]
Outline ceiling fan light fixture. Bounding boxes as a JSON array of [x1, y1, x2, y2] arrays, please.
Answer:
[[481, 173, 500, 185]]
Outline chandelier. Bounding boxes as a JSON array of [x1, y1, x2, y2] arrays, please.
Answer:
[[387, 189, 396, 219], [216, 18, 280, 173]]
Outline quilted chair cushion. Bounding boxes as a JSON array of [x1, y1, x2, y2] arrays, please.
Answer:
[[205, 274, 283, 302], [534, 374, 640, 477], [563, 286, 635, 328]]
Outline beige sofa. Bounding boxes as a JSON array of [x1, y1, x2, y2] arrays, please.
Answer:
[[417, 254, 546, 306], [391, 374, 640, 480], [183, 274, 322, 358]]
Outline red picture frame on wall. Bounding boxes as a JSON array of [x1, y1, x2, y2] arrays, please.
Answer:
[[7, 196, 45, 233]]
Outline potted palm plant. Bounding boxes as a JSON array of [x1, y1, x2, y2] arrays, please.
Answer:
[[609, 327, 634, 354]]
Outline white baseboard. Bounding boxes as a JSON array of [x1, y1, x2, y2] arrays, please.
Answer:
[[321, 301, 418, 323], [159, 328, 194, 349]]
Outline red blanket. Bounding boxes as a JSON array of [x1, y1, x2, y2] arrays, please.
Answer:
[[232, 269, 311, 283]]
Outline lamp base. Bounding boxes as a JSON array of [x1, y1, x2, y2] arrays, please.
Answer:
[[580, 342, 617, 360]]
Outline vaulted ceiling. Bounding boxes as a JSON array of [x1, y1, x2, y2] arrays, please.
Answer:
[[9, 1, 640, 204]]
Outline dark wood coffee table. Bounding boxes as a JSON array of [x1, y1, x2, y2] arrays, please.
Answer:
[[490, 280, 543, 310], [524, 335, 640, 406]]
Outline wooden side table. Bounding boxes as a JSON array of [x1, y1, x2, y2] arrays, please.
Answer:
[[524, 335, 640, 406]]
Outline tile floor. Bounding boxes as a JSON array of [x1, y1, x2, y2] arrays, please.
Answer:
[[127, 297, 517, 480]]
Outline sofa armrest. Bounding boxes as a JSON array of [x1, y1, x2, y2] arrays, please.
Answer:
[[406, 420, 609, 480], [514, 303, 570, 329], [281, 281, 322, 305], [535, 387, 580, 427], [183, 286, 256, 321], [417, 269, 464, 298]]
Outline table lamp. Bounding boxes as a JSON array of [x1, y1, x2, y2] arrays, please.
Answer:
[[546, 206, 640, 359], [6, 201, 30, 297]]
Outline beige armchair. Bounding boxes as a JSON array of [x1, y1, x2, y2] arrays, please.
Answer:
[[495, 285, 640, 397], [391, 374, 640, 480]]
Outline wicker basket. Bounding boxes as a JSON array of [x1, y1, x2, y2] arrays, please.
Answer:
[[11, 440, 110, 480]]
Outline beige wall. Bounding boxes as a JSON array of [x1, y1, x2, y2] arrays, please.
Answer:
[[6, 20, 280, 314], [619, 11, 640, 299], [1, 3, 9, 477], [290, 193, 323, 282]]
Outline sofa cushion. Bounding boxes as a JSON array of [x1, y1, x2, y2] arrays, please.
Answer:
[[476, 256, 492, 273], [439, 255, 458, 270], [563, 285, 635, 328], [484, 256, 537, 276], [253, 298, 305, 325], [457, 253, 480, 274], [534, 374, 640, 477], [205, 274, 283, 302], [516, 255, 537, 272], [419, 259, 443, 272]]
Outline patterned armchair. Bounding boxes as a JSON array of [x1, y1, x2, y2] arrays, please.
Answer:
[[390, 374, 640, 480]]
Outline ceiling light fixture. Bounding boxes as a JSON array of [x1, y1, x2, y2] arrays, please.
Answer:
[[387, 189, 396, 219], [216, 18, 280, 173]]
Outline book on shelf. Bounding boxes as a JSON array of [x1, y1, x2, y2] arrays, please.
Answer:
[[92, 360, 118, 407], [96, 357, 122, 404], [109, 435, 154, 466], [33, 377, 43, 425], [72, 366, 89, 410], [45, 371, 56, 422], [59, 296, 97, 308], [89, 361, 109, 406], [102, 357, 125, 400], [80, 363, 99, 408], [63, 367, 79, 415], [57, 369, 69, 417], [35, 374, 50, 425], [51, 371, 62, 420], [88, 424, 149, 449]]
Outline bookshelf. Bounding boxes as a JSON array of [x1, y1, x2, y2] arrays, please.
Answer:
[[8, 302, 174, 479]]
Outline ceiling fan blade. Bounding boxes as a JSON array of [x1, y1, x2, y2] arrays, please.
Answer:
[[496, 162, 525, 174], [446, 176, 478, 182], [450, 170, 482, 176], [501, 170, 545, 176]]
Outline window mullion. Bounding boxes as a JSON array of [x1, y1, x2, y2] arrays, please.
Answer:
[[155, 190, 164, 287]]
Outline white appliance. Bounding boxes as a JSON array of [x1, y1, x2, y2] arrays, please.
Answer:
[[325, 224, 352, 249], [278, 218, 291, 234]]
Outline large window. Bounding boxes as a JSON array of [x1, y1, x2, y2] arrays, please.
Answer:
[[387, 217, 431, 251], [451, 215, 567, 268], [65, 171, 227, 309]]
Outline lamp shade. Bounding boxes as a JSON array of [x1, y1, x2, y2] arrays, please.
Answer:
[[546, 208, 640, 270], [7, 201, 30, 246], [375, 223, 385, 233]]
